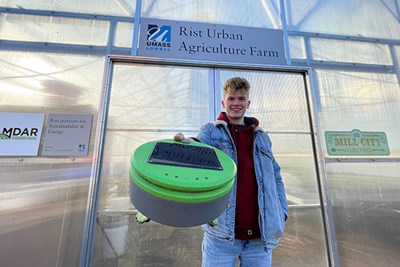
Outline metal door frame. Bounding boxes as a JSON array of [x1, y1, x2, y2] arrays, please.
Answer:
[[79, 55, 339, 267]]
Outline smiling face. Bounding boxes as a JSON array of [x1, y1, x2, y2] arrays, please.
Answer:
[[222, 90, 250, 124], [221, 77, 251, 124]]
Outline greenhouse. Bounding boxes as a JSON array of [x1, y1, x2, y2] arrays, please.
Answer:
[[0, 1, 399, 266]]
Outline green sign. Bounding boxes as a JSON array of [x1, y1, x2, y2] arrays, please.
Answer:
[[325, 129, 389, 156]]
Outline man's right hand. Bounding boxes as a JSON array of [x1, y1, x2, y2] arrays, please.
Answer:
[[174, 132, 186, 141], [174, 132, 193, 143]]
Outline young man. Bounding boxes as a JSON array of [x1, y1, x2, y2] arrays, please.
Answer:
[[175, 77, 288, 266]]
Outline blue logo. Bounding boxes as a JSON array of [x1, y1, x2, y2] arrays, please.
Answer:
[[78, 144, 85, 151], [146, 24, 171, 51]]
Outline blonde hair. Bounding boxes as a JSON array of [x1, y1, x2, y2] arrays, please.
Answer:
[[223, 77, 250, 98]]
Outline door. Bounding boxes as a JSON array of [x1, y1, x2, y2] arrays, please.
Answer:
[[85, 58, 331, 267]]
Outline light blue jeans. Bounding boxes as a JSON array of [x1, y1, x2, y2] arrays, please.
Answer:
[[202, 234, 272, 267]]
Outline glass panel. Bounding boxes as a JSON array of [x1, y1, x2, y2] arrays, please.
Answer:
[[395, 45, 400, 65], [93, 64, 211, 264], [311, 38, 392, 65], [0, 159, 92, 267], [141, 0, 281, 28], [0, 51, 103, 266], [0, 13, 109, 45], [108, 64, 210, 131], [218, 70, 310, 132], [0, 51, 104, 111], [114, 22, 134, 48], [270, 134, 320, 205], [93, 215, 203, 266], [316, 70, 400, 157], [273, 207, 329, 267], [326, 162, 400, 267], [286, 0, 400, 39], [0, 0, 136, 16], [288, 35, 306, 59]]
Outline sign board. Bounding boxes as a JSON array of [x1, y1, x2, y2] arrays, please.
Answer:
[[42, 114, 93, 156], [0, 112, 45, 156], [137, 18, 286, 65], [325, 129, 389, 156]]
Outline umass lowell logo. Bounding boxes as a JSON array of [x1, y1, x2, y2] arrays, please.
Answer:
[[146, 24, 171, 51]]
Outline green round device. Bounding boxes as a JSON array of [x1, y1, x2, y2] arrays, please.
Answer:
[[129, 139, 236, 227]]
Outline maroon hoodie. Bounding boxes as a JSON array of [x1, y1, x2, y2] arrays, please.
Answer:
[[217, 112, 260, 240]]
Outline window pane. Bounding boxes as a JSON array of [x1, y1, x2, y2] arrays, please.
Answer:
[[219, 70, 310, 132], [289, 35, 306, 59], [326, 162, 400, 267], [94, 215, 203, 265], [0, 159, 91, 267], [395, 45, 400, 66], [286, 0, 400, 39], [108, 64, 210, 131], [311, 39, 392, 65], [0, 14, 109, 45], [0, 0, 135, 16], [274, 207, 329, 266], [0, 51, 103, 267], [0, 51, 104, 110], [114, 22, 134, 48], [141, 0, 281, 28], [93, 64, 212, 264], [316, 70, 400, 157], [271, 134, 320, 205]]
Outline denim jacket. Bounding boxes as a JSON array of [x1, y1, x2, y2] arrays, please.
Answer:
[[197, 120, 289, 252]]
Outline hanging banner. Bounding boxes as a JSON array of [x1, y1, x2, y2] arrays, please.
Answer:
[[137, 18, 287, 65], [0, 112, 45, 156], [325, 129, 390, 156], [42, 114, 93, 156]]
